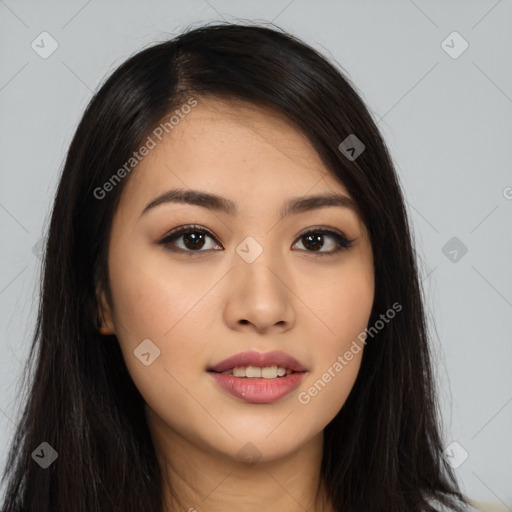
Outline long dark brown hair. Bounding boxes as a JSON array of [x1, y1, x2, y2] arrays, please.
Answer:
[[1, 22, 472, 511]]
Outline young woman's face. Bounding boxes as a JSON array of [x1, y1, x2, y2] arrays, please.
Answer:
[[99, 98, 374, 464]]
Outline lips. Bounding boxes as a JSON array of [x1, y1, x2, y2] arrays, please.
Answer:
[[207, 350, 308, 373], [207, 350, 309, 404]]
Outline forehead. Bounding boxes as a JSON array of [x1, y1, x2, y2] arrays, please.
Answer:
[[119, 97, 353, 212]]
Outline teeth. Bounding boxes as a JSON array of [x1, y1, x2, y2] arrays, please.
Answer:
[[221, 365, 293, 378], [246, 366, 262, 378], [261, 366, 277, 378]]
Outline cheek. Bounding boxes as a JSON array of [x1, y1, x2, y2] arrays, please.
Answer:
[[292, 262, 373, 429], [108, 244, 212, 343], [106, 244, 219, 398], [107, 254, 211, 424], [300, 261, 374, 349], [295, 307, 367, 436]]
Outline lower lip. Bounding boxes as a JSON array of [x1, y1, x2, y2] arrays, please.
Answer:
[[208, 371, 307, 404]]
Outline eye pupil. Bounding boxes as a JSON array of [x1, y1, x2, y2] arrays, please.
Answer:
[[303, 233, 323, 252], [184, 232, 205, 250]]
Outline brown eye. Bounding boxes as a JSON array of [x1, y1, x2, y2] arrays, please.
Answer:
[[180, 232, 207, 250], [158, 224, 354, 257], [293, 228, 354, 256], [159, 225, 222, 254]]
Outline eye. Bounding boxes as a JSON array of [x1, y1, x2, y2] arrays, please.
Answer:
[[158, 224, 354, 256], [158, 224, 222, 254], [292, 227, 354, 256]]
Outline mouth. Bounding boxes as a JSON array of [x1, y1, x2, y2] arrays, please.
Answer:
[[207, 349, 308, 374], [207, 350, 308, 404], [210, 365, 297, 378]]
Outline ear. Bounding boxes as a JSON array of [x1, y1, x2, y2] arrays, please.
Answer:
[[96, 283, 116, 335]]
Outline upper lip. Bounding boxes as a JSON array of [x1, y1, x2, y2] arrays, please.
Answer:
[[208, 350, 308, 373]]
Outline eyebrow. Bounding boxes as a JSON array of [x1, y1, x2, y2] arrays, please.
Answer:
[[139, 188, 358, 220]]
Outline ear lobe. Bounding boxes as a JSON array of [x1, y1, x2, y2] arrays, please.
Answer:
[[96, 285, 116, 335]]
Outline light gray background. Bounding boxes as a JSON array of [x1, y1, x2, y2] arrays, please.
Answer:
[[0, 0, 511, 508]]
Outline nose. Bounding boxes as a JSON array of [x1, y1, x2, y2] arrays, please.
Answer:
[[222, 248, 296, 334]]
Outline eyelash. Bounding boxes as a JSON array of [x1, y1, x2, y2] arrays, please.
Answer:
[[158, 224, 355, 257]]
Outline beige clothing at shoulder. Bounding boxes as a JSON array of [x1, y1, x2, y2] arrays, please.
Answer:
[[468, 500, 511, 512]]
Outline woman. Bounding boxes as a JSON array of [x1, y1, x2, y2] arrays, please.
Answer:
[[0, 22, 473, 511]]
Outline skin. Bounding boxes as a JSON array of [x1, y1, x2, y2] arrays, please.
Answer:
[[98, 97, 375, 512]]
